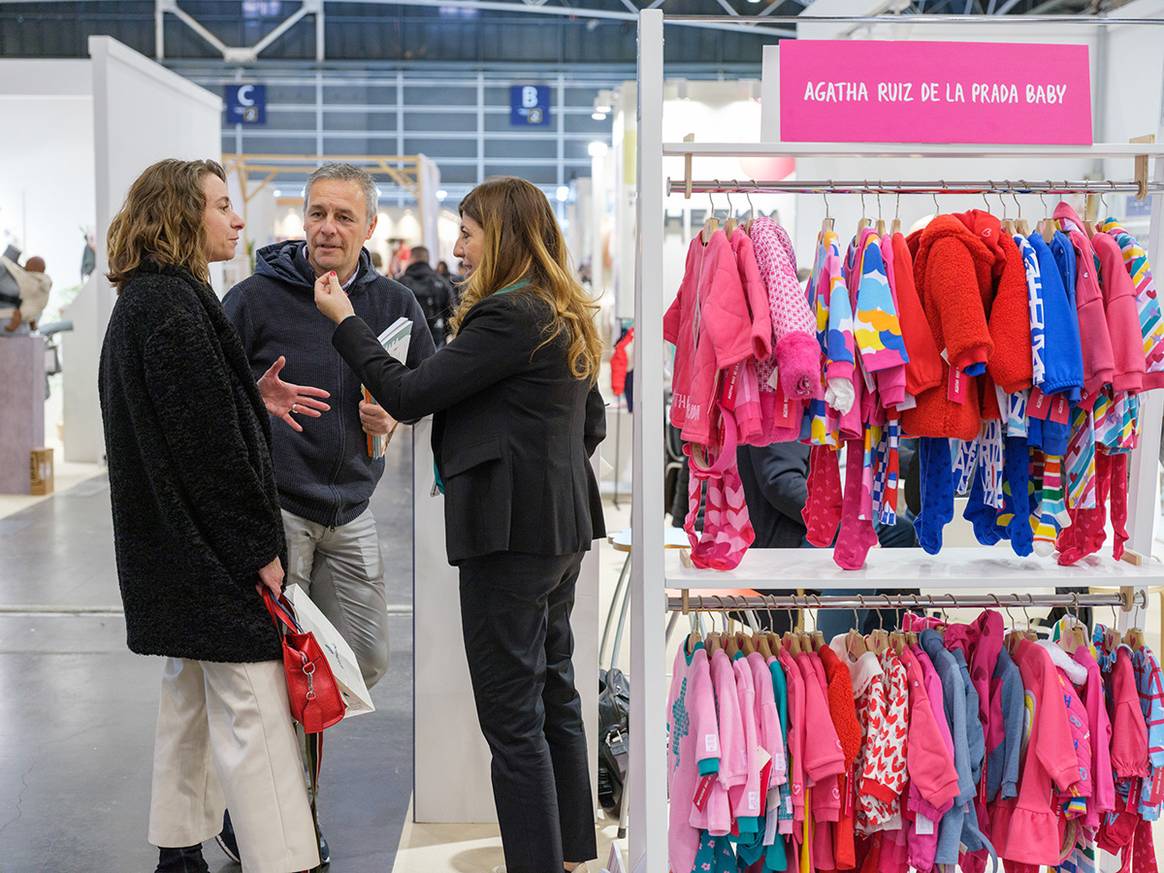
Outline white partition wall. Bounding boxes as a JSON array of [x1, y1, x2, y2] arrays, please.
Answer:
[[62, 37, 222, 464], [412, 417, 600, 823]]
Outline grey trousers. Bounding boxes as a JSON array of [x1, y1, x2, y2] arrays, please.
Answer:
[[282, 508, 390, 689]]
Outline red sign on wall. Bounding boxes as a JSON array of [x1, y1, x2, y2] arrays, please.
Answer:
[[778, 40, 1092, 145]]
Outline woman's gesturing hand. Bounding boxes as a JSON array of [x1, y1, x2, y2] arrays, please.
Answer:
[[314, 271, 356, 324], [257, 355, 331, 432]]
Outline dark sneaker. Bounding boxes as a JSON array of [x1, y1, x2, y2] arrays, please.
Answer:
[[217, 808, 330, 868], [155, 844, 210, 873], [318, 830, 331, 866], [215, 811, 241, 864]]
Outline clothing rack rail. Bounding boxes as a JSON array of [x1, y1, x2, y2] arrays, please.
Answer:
[[667, 590, 1147, 614], [669, 179, 1164, 197]]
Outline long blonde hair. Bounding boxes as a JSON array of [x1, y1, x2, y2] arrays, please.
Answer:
[[107, 159, 225, 291], [450, 177, 603, 383]]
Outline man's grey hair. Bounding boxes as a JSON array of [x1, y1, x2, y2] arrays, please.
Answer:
[[304, 163, 379, 225]]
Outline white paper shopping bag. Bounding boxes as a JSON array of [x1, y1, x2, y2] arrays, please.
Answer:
[[284, 584, 375, 719]]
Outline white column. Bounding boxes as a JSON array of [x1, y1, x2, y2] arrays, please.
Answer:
[[630, 9, 666, 873], [1127, 131, 1164, 562]]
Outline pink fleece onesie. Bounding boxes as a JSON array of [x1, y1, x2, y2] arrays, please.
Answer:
[[664, 230, 756, 447], [908, 644, 957, 873], [1110, 645, 1150, 780], [800, 653, 840, 871], [1093, 232, 1148, 394], [729, 229, 773, 364], [1074, 645, 1115, 829], [992, 640, 1083, 866], [705, 648, 747, 836], [1038, 640, 1093, 807], [666, 644, 720, 873], [750, 216, 821, 403], [1053, 203, 1116, 402], [730, 654, 765, 825], [777, 650, 807, 831], [749, 651, 787, 812]]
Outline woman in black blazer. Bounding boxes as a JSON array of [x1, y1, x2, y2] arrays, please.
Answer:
[[316, 176, 606, 873]]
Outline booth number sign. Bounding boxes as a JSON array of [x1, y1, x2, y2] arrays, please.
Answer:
[[510, 85, 551, 127]]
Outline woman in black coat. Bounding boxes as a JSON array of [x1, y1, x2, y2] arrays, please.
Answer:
[[315, 176, 606, 873], [98, 159, 320, 873]]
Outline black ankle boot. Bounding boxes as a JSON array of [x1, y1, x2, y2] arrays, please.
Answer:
[[155, 844, 210, 873]]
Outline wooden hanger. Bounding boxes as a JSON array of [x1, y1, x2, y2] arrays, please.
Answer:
[[702, 190, 720, 244], [740, 629, 755, 656], [744, 184, 758, 236], [846, 627, 868, 659], [875, 188, 887, 236], [856, 187, 871, 237], [1013, 190, 1030, 237], [682, 591, 701, 654], [784, 631, 802, 656], [769, 632, 782, 656], [1125, 628, 1145, 651], [890, 191, 903, 236], [757, 632, 772, 659], [723, 186, 738, 241], [706, 631, 721, 655], [821, 189, 835, 235], [890, 631, 906, 656]]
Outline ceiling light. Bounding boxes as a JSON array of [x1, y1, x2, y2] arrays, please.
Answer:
[[592, 111, 607, 122], [588, 141, 609, 158], [436, 189, 448, 202], [555, 186, 570, 203]]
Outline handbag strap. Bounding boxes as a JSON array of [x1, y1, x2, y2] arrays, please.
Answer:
[[262, 588, 302, 634]]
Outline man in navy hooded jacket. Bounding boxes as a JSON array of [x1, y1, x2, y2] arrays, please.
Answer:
[[222, 162, 433, 861]]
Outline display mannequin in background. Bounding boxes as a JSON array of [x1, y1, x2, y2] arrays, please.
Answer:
[[0, 254, 52, 333], [98, 158, 319, 873], [222, 162, 435, 865], [316, 176, 606, 873]]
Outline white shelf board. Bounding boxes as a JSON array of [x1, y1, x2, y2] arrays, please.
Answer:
[[662, 142, 1164, 159], [665, 546, 1164, 591]]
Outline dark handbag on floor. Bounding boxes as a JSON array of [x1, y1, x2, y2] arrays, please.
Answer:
[[597, 668, 630, 812], [262, 589, 346, 734]]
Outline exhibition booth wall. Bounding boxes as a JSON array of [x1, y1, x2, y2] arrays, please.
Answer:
[[0, 38, 223, 467]]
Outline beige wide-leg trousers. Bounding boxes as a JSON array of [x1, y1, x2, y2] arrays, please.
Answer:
[[147, 658, 321, 873]]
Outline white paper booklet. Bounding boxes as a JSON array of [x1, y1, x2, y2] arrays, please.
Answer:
[[364, 316, 412, 459]]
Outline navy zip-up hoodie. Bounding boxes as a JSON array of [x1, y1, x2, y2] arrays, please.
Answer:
[[223, 241, 435, 527]]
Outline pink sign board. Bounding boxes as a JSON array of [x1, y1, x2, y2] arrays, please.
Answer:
[[778, 40, 1092, 145]]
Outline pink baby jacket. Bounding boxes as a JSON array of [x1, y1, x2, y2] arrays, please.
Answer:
[[991, 640, 1082, 866], [1054, 202, 1116, 401], [1093, 231, 1148, 394], [666, 643, 720, 873], [664, 230, 755, 447]]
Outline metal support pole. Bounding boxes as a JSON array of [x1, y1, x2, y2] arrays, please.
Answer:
[[1127, 124, 1164, 573]]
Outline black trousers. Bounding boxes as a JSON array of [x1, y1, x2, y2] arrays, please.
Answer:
[[458, 550, 597, 873]]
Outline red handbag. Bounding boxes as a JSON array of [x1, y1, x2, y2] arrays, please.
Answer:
[[262, 589, 346, 734]]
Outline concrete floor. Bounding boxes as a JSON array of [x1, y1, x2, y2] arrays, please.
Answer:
[[0, 435, 419, 873]]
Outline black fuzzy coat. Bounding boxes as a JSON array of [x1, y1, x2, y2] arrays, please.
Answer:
[[99, 263, 284, 663]]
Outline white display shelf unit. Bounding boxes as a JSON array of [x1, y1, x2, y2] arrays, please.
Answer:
[[628, 10, 1164, 873], [664, 547, 1164, 591]]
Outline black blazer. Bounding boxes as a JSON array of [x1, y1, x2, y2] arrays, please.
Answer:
[[98, 263, 284, 663], [332, 290, 607, 565]]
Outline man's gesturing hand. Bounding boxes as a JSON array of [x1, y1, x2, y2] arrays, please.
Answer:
[[258, 355, 331, 433]]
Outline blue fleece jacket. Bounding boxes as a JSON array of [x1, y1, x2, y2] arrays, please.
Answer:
[[922, 631, 997, 866], [224, 242, 436, 527], [1028, 233, 1085, 401], [986, 645, 1024, 802]]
